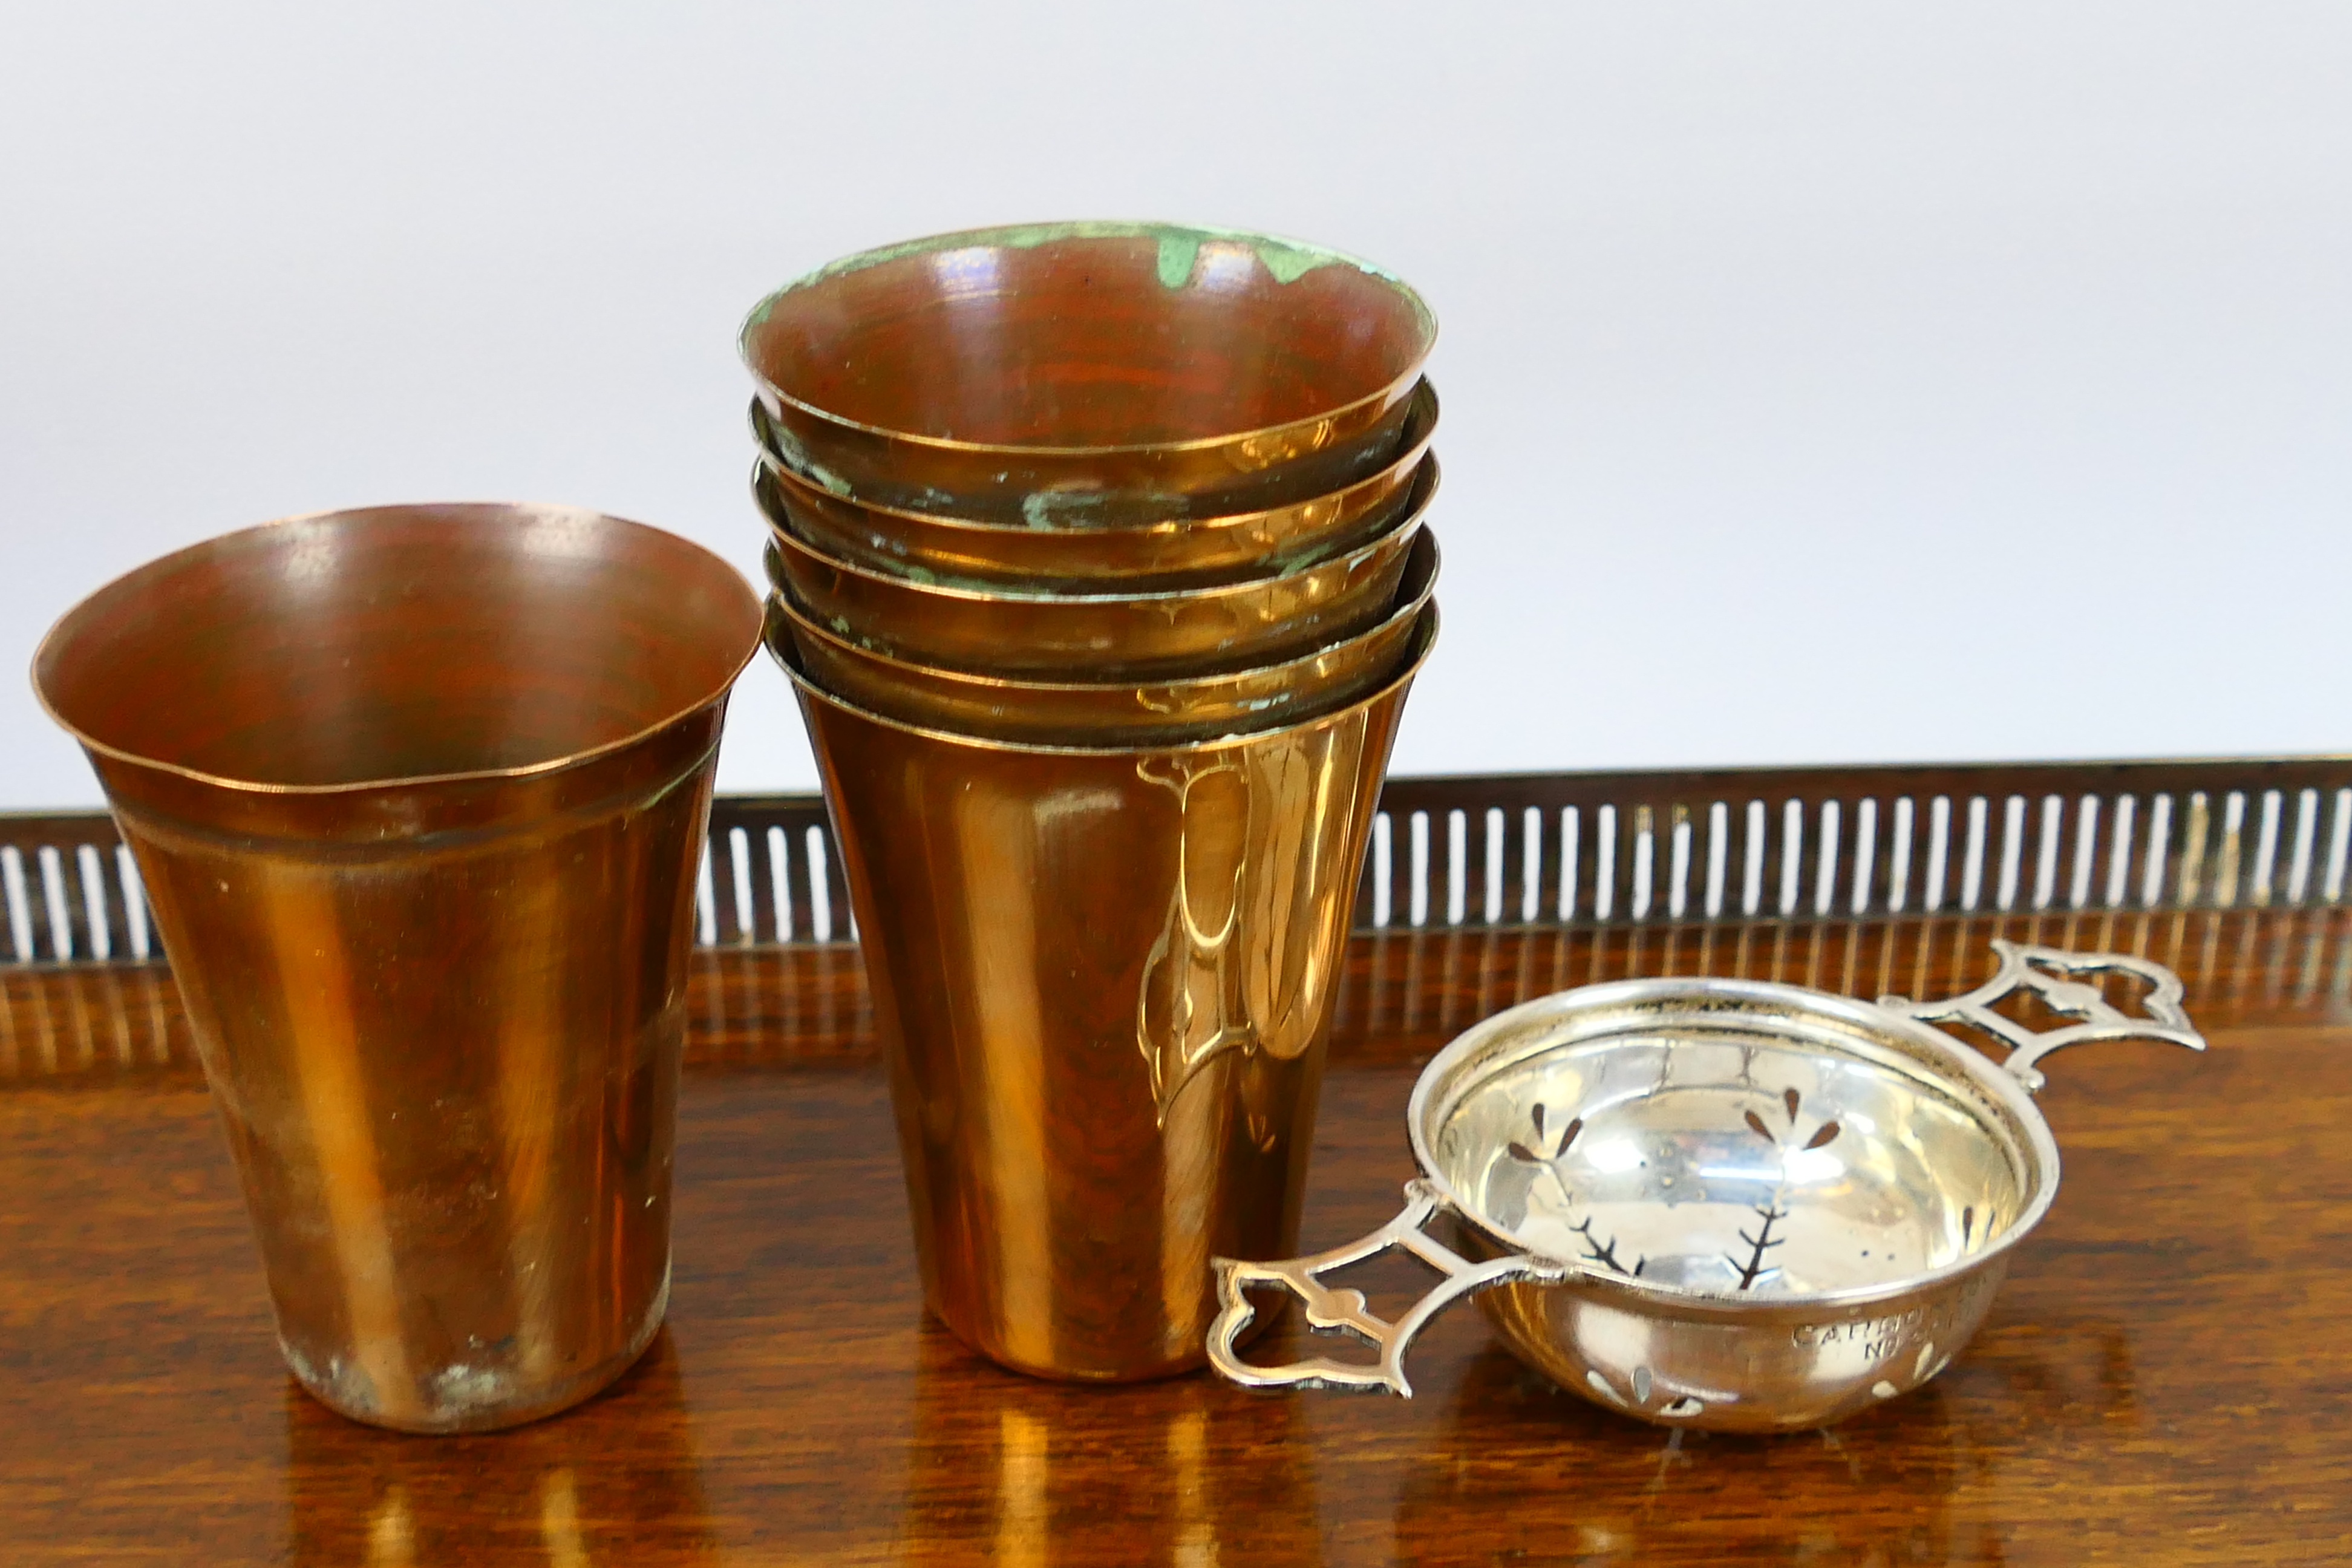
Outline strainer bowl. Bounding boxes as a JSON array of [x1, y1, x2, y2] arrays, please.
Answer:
[[1209, 939, 2206, 1432]]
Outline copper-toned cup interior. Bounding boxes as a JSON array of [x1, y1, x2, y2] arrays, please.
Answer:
[[740, 223, 1435, 449], [37, 504, 762, 787]]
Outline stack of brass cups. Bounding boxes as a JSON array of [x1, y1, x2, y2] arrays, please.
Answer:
[[739, 222, 1442, 1380]]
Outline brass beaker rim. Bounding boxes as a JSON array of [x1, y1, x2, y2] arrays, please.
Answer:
[[759, 456, 1436, 609], [738, 218, 1437, 459], [34, 501, 763, 797], [775, 599, 1438, 759], [748, 379, 1439, 550]]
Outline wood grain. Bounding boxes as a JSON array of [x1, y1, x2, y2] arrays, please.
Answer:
[[1, 908, 2347, 1564]]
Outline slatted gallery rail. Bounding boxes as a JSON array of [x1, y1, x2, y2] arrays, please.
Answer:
[[5, 759, 2349, 965], [1356, 759, 2352, 934]]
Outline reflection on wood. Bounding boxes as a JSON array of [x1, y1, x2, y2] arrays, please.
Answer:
[[0, 911, 2347, 1564]]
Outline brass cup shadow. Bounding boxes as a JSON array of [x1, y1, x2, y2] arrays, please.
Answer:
[[776, 609, 1436, 1381], [759, 456, 1435, 679], [32, 504, 764, 1433], [768, 528, 1437, 747], [738, 220, 1436, 524], [750, 379, 1437, 590]]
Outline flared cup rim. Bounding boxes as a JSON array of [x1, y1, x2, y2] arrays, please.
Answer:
[[766, 528, 1440, 701], [760, 456, 1436, 610], [750, 378, 1440, 543], [778, 599, 1439, 758], [31, 501, 765, 798], [737, 219, 1439, 460]]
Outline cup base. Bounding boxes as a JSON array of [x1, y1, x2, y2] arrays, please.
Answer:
[[280, 1269, 671, 1434]]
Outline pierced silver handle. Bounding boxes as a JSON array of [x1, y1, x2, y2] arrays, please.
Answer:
[[1883, 938, 2207, 1093], [1206, 1179, 1564, 1398]]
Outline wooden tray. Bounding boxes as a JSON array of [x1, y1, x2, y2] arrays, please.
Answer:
[[3, 768, 2349, 1564]]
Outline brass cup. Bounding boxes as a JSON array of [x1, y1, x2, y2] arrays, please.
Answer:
[[738, 220, 1437, 524], [775, 607, 1435, 1380], [759, 456, 1436, 679], [32, 504, 764, 1432], [750, 380, 1437, 590], [769, 528, 1438, 747]]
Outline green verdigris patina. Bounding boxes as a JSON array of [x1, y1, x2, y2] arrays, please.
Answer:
[[1153, 232, 1201, 290], [743, 220, 1412, 328]]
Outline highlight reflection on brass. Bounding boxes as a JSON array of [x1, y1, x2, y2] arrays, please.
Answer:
[[780, 615, 1432, 1380], [768, 532, 1437, 749], [759, 456, 1433, 679], [738, 220, 1436, 524], [33, 505, 763, 1431]]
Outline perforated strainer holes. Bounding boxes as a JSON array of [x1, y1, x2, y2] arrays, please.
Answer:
[[1731, 1204, 1789, 1292], [1505, 1101, 1582, 1165], [1564, 1218, 1644, 1277], [1742, 1087, 1842, 1154], [1504, 1105, 1642, 1276], [1586, 1365, 1705, 1418], [1727, 1088, 1844, 1292]]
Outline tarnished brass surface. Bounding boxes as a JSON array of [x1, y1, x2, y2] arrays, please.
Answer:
[[777, 613, 1434, 1380], [769, 532, 1437, 745], [31, 505, 763, 1432], [768, 533, 1437, 747], [759, 457, 1434, 679], [751, 382, 1437, 589], [738, 221, 1436, 524]]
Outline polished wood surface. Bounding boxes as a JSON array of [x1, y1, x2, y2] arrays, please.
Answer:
[[4, 907, 2348, 1564]]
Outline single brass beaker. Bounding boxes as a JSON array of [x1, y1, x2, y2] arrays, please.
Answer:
[[777, 607, 1434, 1380], [33, 503, 763, 1432], [738, 220, 1437, 524]]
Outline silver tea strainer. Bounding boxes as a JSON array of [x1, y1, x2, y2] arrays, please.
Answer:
[[1208, 941, 2204, 1432]]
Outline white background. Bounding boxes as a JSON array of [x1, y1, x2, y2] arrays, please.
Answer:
[[4, 2, 2347, 811]]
